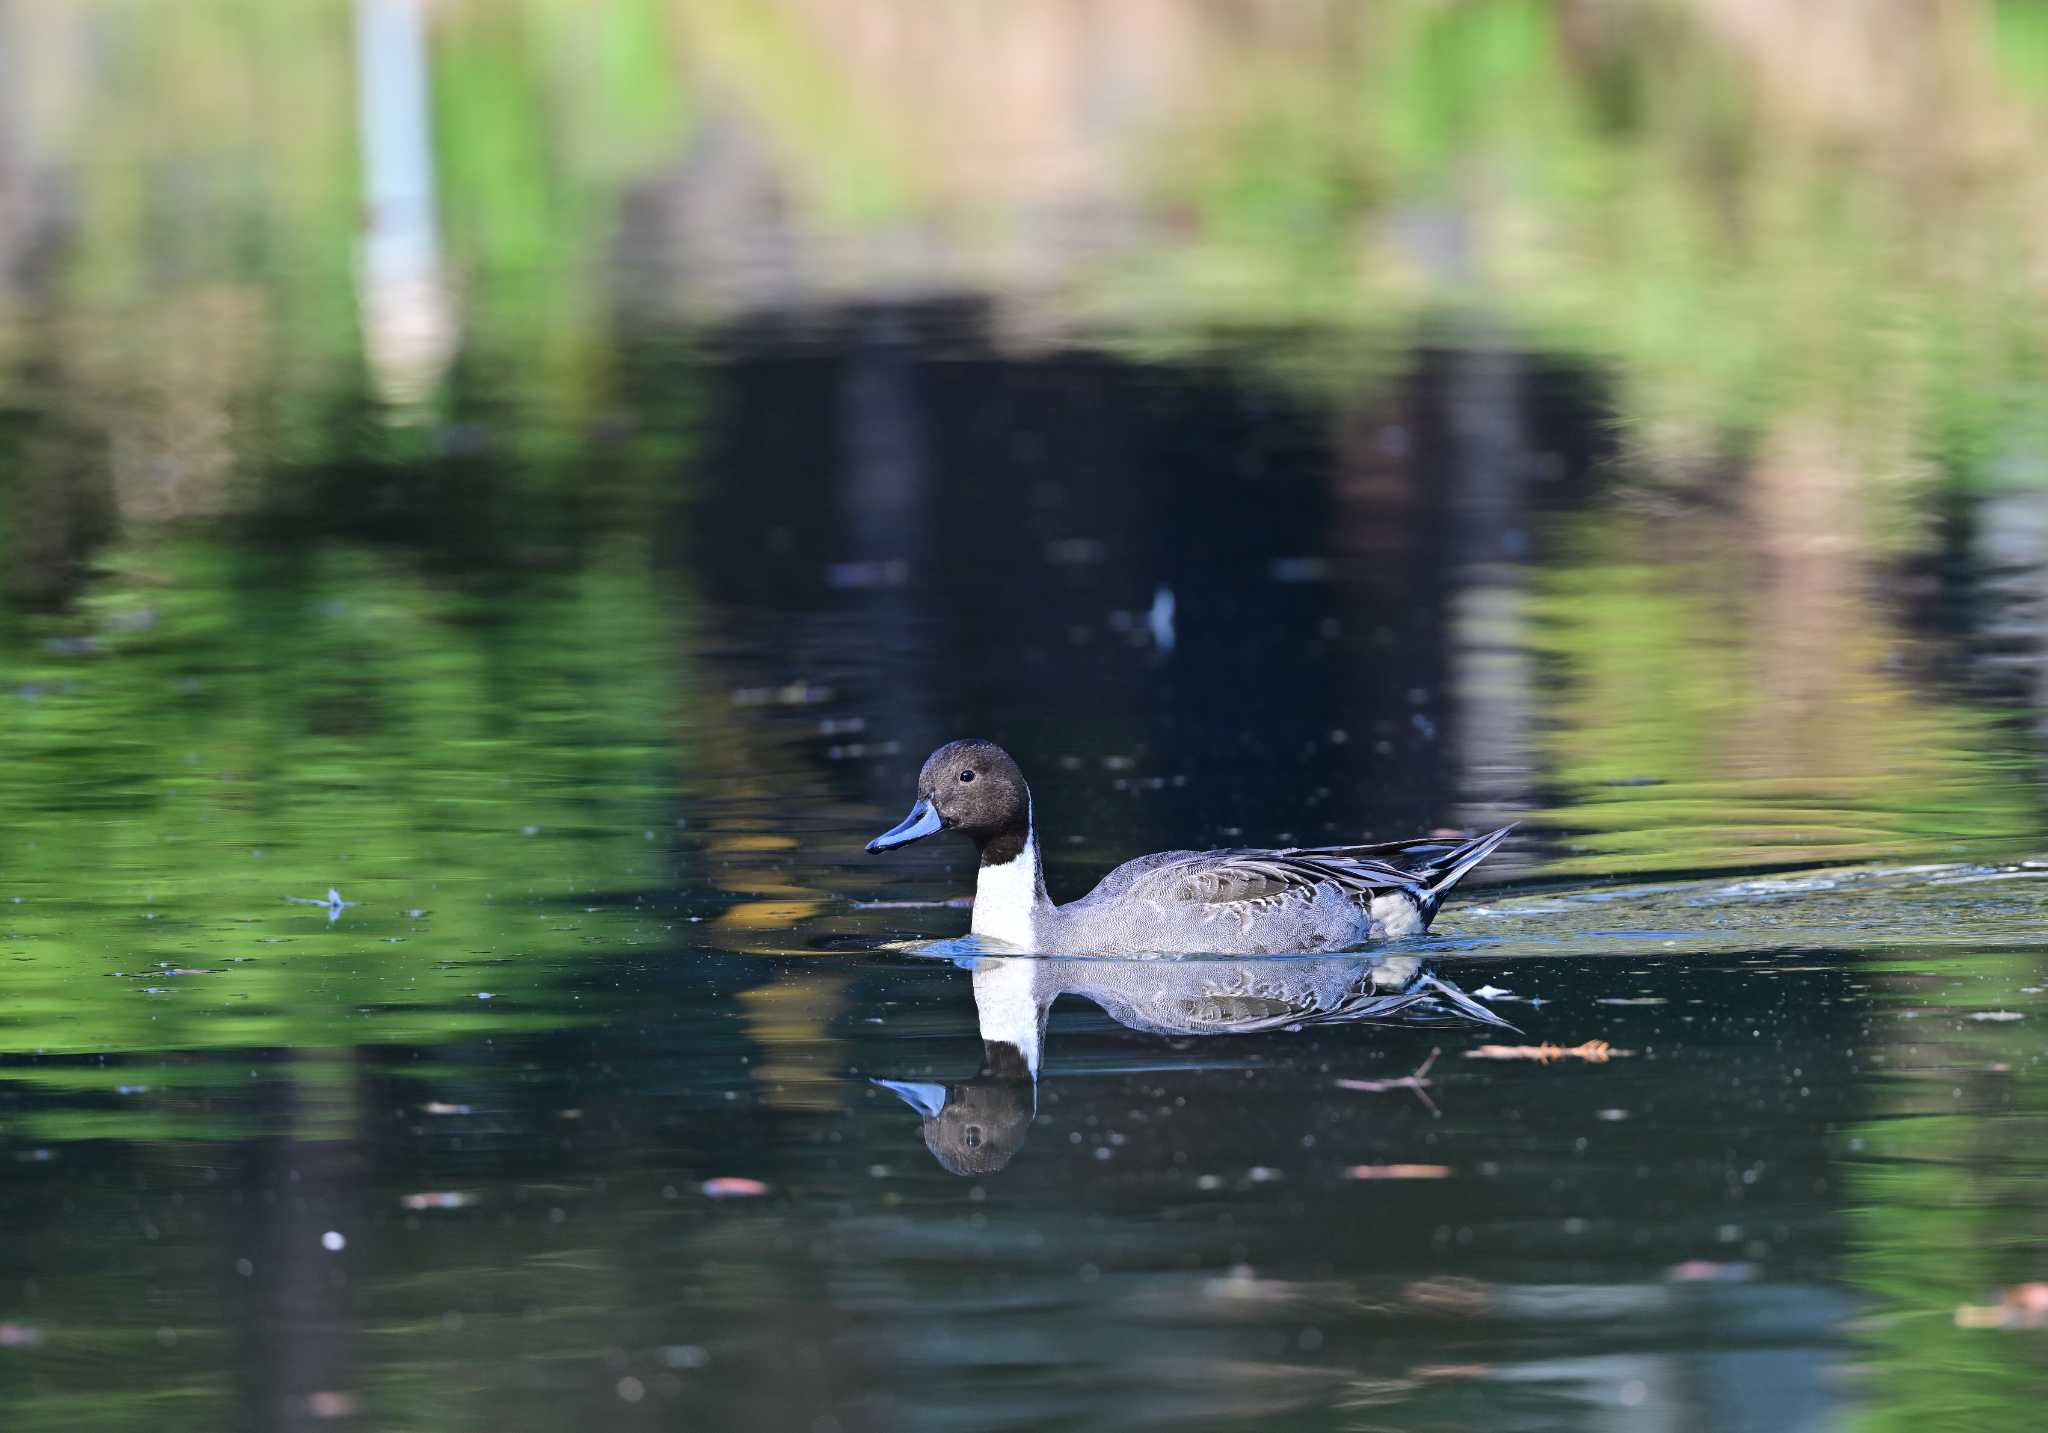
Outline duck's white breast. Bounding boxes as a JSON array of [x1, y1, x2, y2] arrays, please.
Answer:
[[971, 840, 1041, 947]]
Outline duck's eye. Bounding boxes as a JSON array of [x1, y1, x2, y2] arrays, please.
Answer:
[[959, 769, 976, 783]]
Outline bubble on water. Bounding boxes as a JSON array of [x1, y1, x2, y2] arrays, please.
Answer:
[[305, 1392, 359, 1419], [320, 1230, 346, 1252]]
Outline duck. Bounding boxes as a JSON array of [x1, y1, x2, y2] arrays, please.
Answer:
[[865, 738, 1514, 956], [875, 950, 1514, 1175]]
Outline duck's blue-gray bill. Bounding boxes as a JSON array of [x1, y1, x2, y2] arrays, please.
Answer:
[[867, 798, 943, 852]]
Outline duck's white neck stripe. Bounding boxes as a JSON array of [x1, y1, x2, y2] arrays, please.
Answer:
[[971, 814, 1044, 949]]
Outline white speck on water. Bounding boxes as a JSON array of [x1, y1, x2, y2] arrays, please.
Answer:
[[1475, 985, 1512, 999], [1148, 584, 1176, 651], [320, 1231, 346, 1252], [476, 992, 494, 1000], [521, 825, 540, 837], [1970, 1010, 2023, 1021]]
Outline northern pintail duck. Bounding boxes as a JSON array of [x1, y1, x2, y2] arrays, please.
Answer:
[[866, 739, 1513, 956], [877, 951, 1514, 1174]]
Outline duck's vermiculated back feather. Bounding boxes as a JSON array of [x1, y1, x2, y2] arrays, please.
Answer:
[[1135, 851, 1421, 908], [1126, 827, 1514, 914]]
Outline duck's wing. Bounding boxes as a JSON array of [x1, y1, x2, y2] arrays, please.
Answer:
[[1121, 826, 1515, 916], [1125, 849, 1424, 909]]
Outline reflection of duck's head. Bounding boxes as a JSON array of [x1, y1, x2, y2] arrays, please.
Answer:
[[876, 1042, 1035, 1176]]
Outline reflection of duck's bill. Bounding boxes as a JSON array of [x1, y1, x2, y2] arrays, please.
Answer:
[[872, 1077, 948, 1118]]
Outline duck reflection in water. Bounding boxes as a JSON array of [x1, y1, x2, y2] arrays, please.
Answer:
[[876, 951, 1513, 1176]]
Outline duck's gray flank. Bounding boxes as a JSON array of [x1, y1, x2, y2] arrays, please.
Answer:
[[867, 738, 1514, 956]]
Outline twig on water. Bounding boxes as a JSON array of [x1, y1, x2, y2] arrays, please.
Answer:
[[1335, 1047, 1443, 1117]]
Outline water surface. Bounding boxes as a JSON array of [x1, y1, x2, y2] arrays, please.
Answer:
[[7, 4, 2048, 1429]]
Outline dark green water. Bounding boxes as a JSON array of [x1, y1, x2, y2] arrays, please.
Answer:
[[7, 2, 2048, 1427], [2, 321, 2046, 1432]]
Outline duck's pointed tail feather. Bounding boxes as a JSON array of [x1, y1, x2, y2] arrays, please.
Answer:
[[1424, 823, 1516, 904]]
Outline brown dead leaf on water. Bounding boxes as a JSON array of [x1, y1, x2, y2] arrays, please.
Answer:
[[400, 1191, 479, 1211], [1464, 1041, 1631, 1063], [1403, 1277, 1493, 1315], [1955, 1282, 2048, 1329], [1345, 1164, 1452, 1180]]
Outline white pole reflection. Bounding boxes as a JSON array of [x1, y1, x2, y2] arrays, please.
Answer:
[[354, 0, 456, 416]]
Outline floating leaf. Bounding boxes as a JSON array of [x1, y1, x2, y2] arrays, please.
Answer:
[[400, 1191, 479, 1211], [1345, 1164, 1451, 1180], [1955, 1283, 2048, 1329], [1464, 1041, 1631, 1063]]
